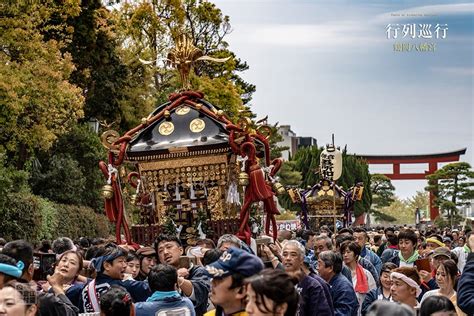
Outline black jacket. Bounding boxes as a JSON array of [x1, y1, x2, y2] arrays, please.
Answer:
[[458, 252, 474, 315], [39, 292, 79, 316]]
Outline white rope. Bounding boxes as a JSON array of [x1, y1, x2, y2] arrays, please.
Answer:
[[135, 179, 141, 195], [226, 181, 241, 205], [107, 164, 118, 184], [262, 164, 274, 175], [237, 156, 248, 171]]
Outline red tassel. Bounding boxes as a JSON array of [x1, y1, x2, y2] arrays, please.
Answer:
[[105, 199, 115, 221]]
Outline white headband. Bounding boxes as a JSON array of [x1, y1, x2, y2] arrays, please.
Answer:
[[391, 272, 422, 297]]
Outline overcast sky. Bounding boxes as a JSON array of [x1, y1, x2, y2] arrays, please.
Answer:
[[212, 0, 473, 199]]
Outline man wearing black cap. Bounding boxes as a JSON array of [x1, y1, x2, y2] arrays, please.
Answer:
[[204, 247, 264, 316]]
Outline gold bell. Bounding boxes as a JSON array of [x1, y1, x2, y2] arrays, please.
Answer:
[[101, 184, 114, 199], [272, 182, 286, 195], [238, 172, 249, 186]]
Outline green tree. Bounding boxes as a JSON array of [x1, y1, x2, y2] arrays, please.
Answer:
[[339, 151, 372, 218], [370, 174, 396, 222], [0, 153, 30, 208], [0, 1, 84, 167], [277, 160, 303, 212], [379, 198, 415, 225], [66, 0, 129, 125], [426, 162, 474, 227], [31, 155, 86, 205], [407, 190, 429, 220], [30, 124, 106, 211]]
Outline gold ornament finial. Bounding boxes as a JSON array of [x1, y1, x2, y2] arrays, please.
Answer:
[[166, 34, 230, 90]]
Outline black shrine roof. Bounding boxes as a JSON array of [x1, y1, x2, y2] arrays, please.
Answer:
[[127, 103, 230, 159]]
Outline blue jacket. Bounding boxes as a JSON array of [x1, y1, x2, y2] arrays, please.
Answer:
[[329, 273, 358, 316], [359, 257, 379, 285], [298, 275, 335, 316], [457, 252, 474, 315], [380, 248, 398, 264], [361, 246, 382, 275], [185, 265, 211, 316], [136, 293, 195, 316], [309, 272, 334, 314], [361, 287, 384, 315], [66, 274, 151, 313], [341, 265, 353, 284]]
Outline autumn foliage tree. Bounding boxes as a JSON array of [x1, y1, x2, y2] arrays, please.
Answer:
[[0, 1, 84, 166]]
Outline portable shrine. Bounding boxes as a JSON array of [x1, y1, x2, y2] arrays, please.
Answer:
[[99, 36, 283, 246], [288, 136, 364, 233]]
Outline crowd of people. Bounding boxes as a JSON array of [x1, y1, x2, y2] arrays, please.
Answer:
[[0, 225, 473, 316]]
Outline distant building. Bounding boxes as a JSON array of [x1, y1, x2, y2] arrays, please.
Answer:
[[277, 125, 317, 160], [298, 136, 317, 148]]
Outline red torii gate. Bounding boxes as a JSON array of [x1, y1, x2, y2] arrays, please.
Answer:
[[359, 148, 467, 221]]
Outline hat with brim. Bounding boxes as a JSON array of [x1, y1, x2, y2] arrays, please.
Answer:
[[136, 246, 156, 257], [432, 247, 452, 259]]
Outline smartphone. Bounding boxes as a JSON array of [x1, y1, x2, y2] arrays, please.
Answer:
[[415, 258, 432, 273], [33, 253, 57, 281]]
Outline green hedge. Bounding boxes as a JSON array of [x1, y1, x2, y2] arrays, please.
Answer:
[[0, 193, 43, 240], [54, 203, 111, 239], [0, 192, 111, 242]]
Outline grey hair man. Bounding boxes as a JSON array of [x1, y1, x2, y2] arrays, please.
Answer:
[[216, 235, 242, 251], [314, 235, 333, 258], [318, 251, 358, 316], [281, 240, 334, 316]]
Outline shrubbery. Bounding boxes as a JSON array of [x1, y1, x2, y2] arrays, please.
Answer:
[[0, 192, 43, 241], [0, 192, 111, 242], [30, 124, 106, 211], [54, 203, 111, 239], [1, 151, 111, 242]]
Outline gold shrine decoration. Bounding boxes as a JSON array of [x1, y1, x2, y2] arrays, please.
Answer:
[[190, 118, 205, 133], [139, 154, 227, 171], [138, 154, 229, 193], [158, 122, 175, 136], [142, 162, 228, 192], [207, 187, 225, 220], [166, 34, 230, 90], [100, 130, 120, 150], [176, 106, 190, 115]]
